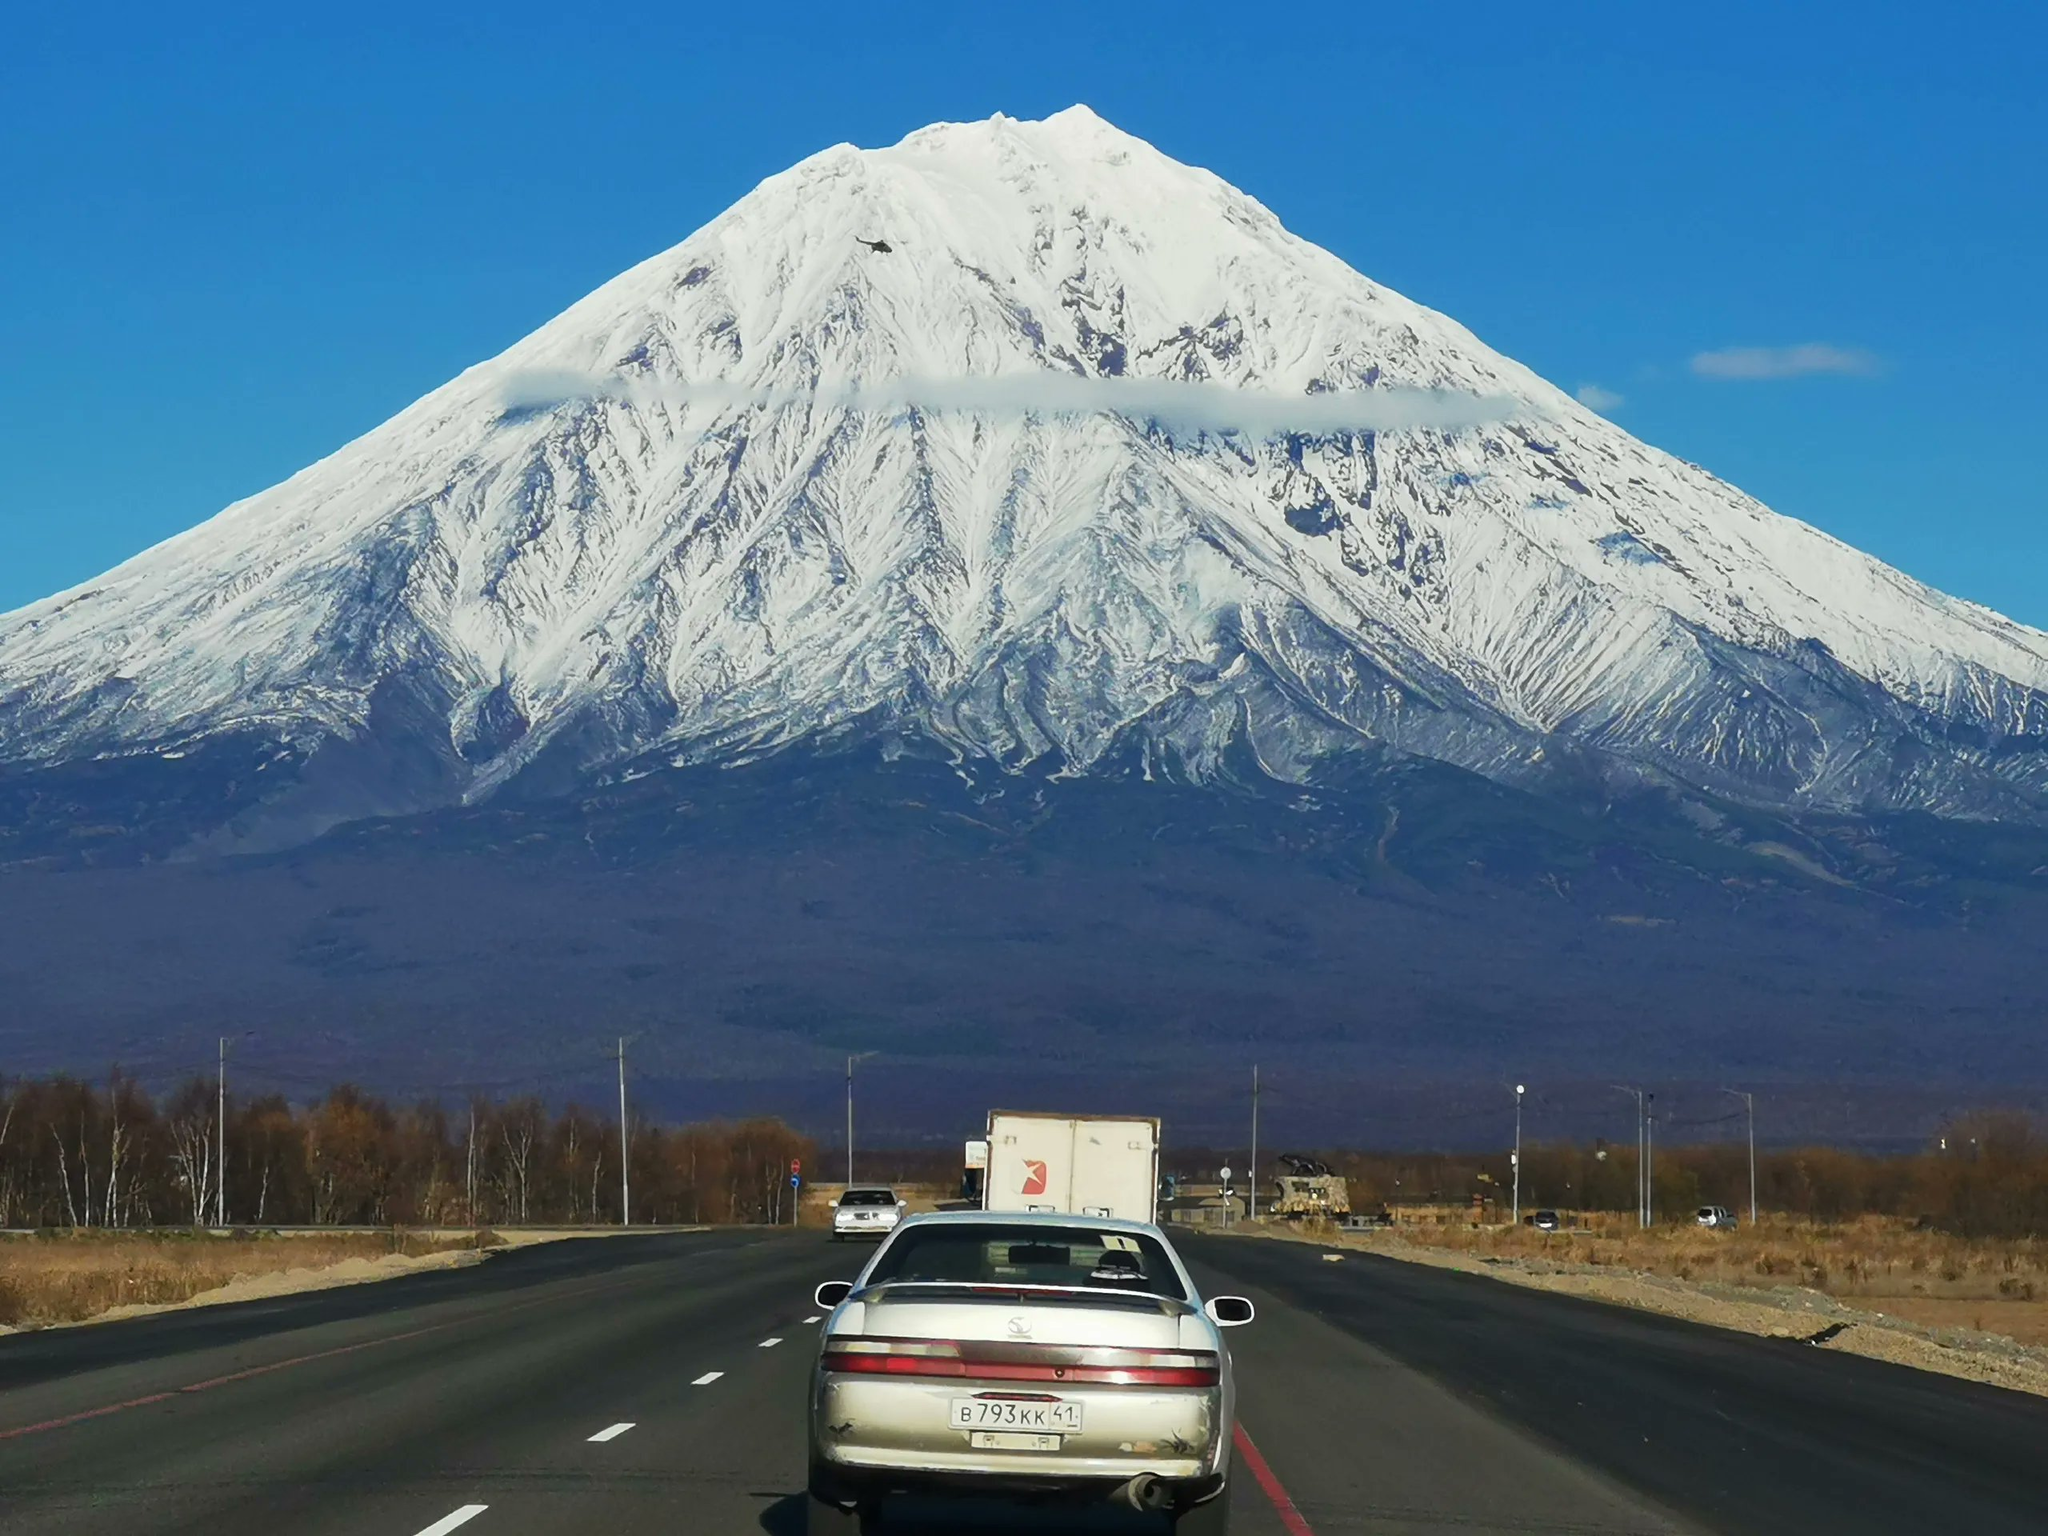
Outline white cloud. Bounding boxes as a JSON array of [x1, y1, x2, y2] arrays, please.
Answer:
[[1575, 383, 1624, 412], [1689, 344, 1883, 381], [500, 370, 1529, 436]]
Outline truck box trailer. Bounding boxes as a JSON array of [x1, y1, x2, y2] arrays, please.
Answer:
[[982, 1111, 1161, 1224]]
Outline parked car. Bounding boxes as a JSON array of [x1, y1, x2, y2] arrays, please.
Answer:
[[833, 1186, 907, 1241], [807, 1209, 1252, 1532], [1528, 1209, 1561, 1232], [1696, 1205, 1737, 1230]]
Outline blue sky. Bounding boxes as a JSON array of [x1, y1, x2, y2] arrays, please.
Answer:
[[3, 2, 2043, 623]]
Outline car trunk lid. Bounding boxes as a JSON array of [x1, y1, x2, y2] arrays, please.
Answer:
[[829, 1286, 1213, 1384]]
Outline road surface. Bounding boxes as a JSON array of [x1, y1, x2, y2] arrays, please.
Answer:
[[1, 1228, 2044, 1534]]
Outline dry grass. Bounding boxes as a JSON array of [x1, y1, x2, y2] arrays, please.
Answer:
[[1375, 1212, 2048, 1342], [0, 1230, 482, 1327]]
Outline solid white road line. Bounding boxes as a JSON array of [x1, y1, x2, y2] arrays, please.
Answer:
[[692, 1371, 724, 1385], [759, 1337, 783, 1348], [412, 1506, 488, 1536], [587, 1422, 635, 1443]]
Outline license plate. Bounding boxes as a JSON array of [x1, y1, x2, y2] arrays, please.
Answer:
[[969, 1430, 1062, 1451], [950, 1399, 1083, 1432]]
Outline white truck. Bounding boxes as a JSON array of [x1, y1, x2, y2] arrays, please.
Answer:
[[981, 1110, 1161, 1224]]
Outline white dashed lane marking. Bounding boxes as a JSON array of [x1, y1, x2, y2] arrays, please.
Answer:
[[803, 1315, 821, 1324], [587, 1422, 635, 1443], [759, 1337, 783, 1348], [412, 1506, 488, 1536], [692, 1371, 724, 1386]]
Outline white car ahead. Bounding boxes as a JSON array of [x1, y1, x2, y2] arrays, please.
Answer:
[[832, 1187, 907, 1241], [807, 1209, 1252, 1533]]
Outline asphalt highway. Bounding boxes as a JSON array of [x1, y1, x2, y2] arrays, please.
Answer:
[[1, 1228, 2043, 1535]]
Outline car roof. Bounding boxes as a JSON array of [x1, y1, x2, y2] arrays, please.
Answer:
[[841, 1185, 898, 1194], [891, 1209, 1169, 1239]]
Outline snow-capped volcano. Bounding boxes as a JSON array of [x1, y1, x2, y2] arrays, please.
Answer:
[[5, 105, 2047, 842]]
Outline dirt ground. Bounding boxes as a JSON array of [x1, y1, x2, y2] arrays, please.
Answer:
[[1861, 1296, 2048, 1347], [0, 1226, 704, 1333], [0, 1230, 504, 1330]]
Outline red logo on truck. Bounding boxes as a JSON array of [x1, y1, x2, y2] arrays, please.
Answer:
[[1021, 1159, 1048, 1196]]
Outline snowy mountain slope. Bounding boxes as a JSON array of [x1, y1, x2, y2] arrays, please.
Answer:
[[4, 105, 2047, 844]]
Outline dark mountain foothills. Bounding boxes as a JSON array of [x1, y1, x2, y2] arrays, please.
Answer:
[[2, 740, 2045, 1136]]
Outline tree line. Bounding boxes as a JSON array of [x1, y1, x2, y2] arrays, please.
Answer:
[[0, 1073, 815, 1229], [1310, 1113, 2048, 1237], [1171, 1112, 2048, 1237]]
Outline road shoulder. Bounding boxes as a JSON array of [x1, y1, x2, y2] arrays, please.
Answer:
[[1232, 1224, 2048, 1399]]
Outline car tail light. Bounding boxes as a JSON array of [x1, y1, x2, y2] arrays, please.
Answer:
[[821, 1337, 1219, 1387]]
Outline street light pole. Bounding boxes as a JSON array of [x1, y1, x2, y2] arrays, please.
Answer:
[[1512, 1084, 1525, 1226], [214, 1032, 253, 1228], [1612, 1086, 1645, 1228], [617, 1036, 630, 1227], [1249, 1065, 1260, 1222], [216, 1036, 227, 1228], [1724, 1088, 1756, 1227], [1645, 1092, 1656, 1225], [846, 1052, 877, 1186]]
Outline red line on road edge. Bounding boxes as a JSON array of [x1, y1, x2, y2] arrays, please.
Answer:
[[0, 1251, 739, 1443], [0, 1269, 632, 1443], [1234, 1421, 1315, 1536], [0, 1321, 452, 1441]]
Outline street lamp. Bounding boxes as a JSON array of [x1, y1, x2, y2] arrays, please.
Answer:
[[1645, 1092, 1656, 1224], [216, 1032, 255, 1228], [1248, 1065, 1260, 1222], [606, 1032, 645, 1227], [1512, 1084, 1526, 1226], [1723, 1088, 1757, 1227], [1612, 1086, 1646, 1227], [846, 1052, 878, 1185]]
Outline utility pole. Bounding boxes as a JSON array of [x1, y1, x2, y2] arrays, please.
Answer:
[[1724, 1088, 1757, 1227], [216, 1036, 227, 1228], [1248, 1065, 1260, 1221], [617, 1036, 630, 1227], [1512, 1083, 1526, 1226]]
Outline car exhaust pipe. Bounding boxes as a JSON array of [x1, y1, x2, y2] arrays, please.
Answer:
[[1115, 1473, 1170, 1512]]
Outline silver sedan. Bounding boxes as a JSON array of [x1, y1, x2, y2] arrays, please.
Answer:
[[807, 1209, 1253, 1532], [832, 1186, 908, 1241]]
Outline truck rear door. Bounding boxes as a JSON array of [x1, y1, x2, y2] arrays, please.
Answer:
[[985, 1114, 1076, 1213], [1068, 1118, 1158, 1222]]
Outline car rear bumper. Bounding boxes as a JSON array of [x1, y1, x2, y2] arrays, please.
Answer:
[[813, 1460, 1226, 1508], [832, 1217, 901, 1237], [811, 1373, 1227, 1492]]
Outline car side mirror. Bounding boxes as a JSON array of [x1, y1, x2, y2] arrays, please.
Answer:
[[1205, 1295, 1255, 1327], [815, 1280, 853, 1309]]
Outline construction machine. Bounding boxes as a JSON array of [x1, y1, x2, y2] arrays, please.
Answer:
[[1269, 1154, 1352, 1220]]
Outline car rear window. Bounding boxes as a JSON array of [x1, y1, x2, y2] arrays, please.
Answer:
[[864, 1223, 1188, 1300], [840, 1189, 898, 1206]]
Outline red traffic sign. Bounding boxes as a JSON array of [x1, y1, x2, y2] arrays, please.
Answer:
[[791, 1158, 802, 1175]]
